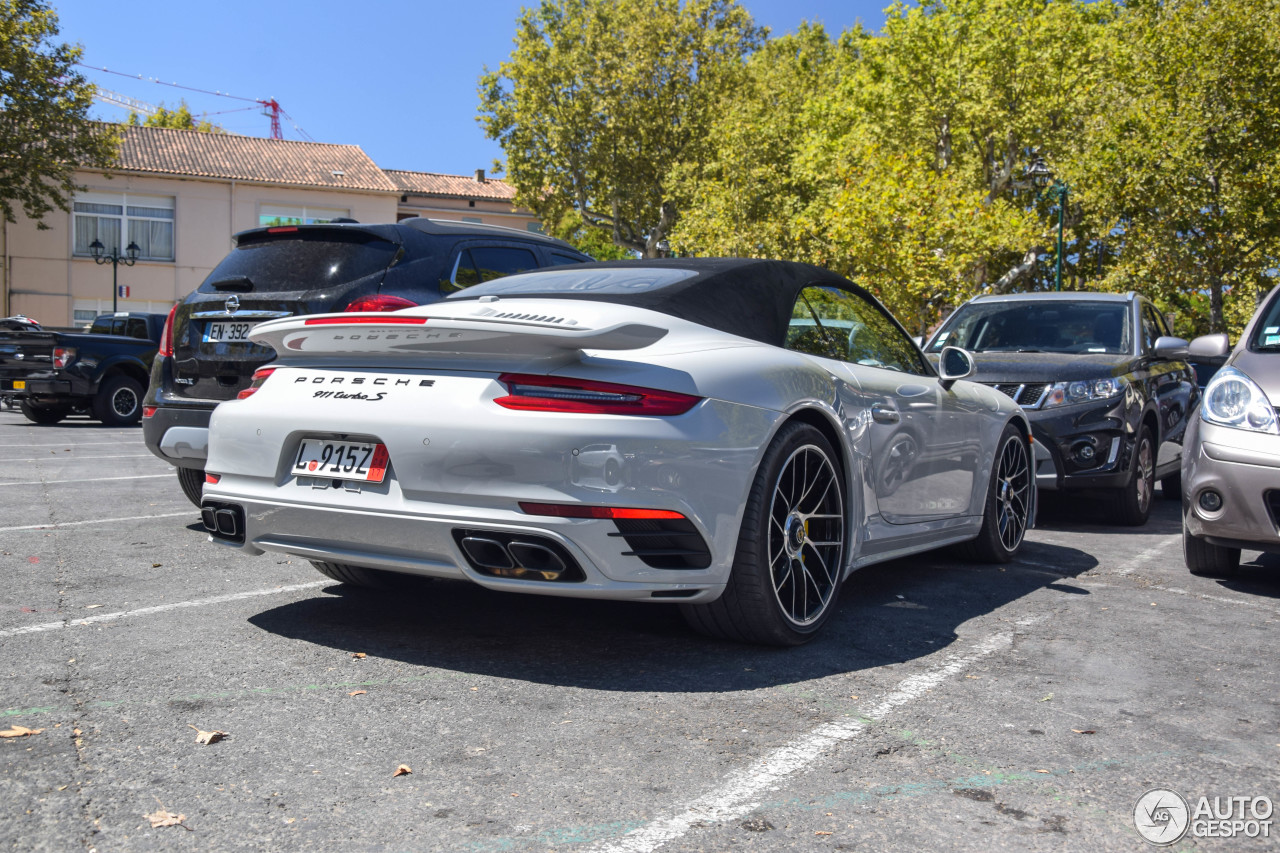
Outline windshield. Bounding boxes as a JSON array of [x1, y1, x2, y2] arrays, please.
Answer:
[[1250, 290, 1280, 351], [929, 300, 1132, 355]]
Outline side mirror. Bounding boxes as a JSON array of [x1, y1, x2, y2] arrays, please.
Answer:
[[1154, 335, 1189, 359], [911, 335, 924, 348], [1188, 333, 1231, 361], [938, 345, 975, 389]]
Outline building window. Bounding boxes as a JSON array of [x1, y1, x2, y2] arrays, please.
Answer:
[[74, 193, 174, 261], [526, 222, 544, 234], [259, 204, 348, 227], [461, 216, 483, 224]]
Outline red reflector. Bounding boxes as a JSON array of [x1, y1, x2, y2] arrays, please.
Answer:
[[518, 502, 686, 520], [303, 316, 429, 325], [495, 373, 701, 416], [344, 294, 419, 312], [266, 226, 298, 233], [205, 473, 222, 485], [367, 444, 389, 482], [142, 406, 157, 419]]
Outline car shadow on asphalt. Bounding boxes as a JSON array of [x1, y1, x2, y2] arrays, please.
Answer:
[[1032, 489, 1183, 537], [1216, 552, 1280, 599], [247, 542, 1097, 692]]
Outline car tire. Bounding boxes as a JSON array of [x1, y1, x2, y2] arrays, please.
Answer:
[[19, 401, 70, 425], [1159, 473, 1182, 501], [310, 560, 402, 590], [92, 375, 145, 426], [681, 421, 845, 646], [177, 467, 206, 508], [959, 422, 1032, 563], [1183, 517, 1240, 577], [1113, 426, 1155, 526]]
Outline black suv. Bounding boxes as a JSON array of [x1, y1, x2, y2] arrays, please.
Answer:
[[923, 291, 1198, 526], [142, 218, 592, 504]]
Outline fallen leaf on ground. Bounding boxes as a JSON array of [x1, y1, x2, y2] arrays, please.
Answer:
[[1039, 693, 1053, 702], [188, 725, 227, 745], [0, 725, 44, 738], [351, 652, 367, 659], [348, 690, 366, 696], [1035, 769, 1051, 774], [145, 809, 187, 828], [815, 831, 833, 836], [151, 563, 162, 568], [1072, 729, 1097, 735], [393, 764, 412, 777], [84, 605, 103, 609]]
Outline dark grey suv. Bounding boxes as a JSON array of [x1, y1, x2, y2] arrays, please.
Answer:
[[143, 218, 592, 504]]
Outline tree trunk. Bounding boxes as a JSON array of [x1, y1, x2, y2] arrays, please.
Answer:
[[1209, 274, 1224, 333]]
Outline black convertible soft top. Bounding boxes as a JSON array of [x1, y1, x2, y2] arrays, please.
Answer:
[[447, 257, 888, 348]]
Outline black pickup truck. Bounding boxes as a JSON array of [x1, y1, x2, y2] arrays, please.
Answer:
[[0, 312, 166, 425]]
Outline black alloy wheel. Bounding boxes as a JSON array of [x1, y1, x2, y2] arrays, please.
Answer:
[[93, 375, 145, 426], [19, 401, 70, 425], [682, 421, 846, 646], [961, 422, 1031, 563], [1114, 427, 1155, 526]]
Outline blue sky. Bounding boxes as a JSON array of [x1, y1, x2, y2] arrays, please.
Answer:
[[53, 0, 891, 177]]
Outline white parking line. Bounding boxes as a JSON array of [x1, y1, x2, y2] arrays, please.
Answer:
[[1116, 539, 1179, 575], [0, 582, 328, 639], [0, 474, 172, 488], [0, 511, 193, 533], [0, 441, 138, 447], [588, 619, 1038, 853], [0, 453, 155, 462]]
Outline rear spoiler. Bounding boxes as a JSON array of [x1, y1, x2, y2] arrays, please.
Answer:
[[248, 309, 668, 360]]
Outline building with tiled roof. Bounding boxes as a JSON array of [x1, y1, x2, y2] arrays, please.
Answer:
[[0, 125, 541, 324]]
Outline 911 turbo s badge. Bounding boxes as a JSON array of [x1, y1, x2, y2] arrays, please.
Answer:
[[292, 373, 435, 402]]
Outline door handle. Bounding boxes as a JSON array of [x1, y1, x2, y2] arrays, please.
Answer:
[[871, 402, 900, 424]]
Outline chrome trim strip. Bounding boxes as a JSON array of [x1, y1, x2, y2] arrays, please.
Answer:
[[191, 310, 292, 320]]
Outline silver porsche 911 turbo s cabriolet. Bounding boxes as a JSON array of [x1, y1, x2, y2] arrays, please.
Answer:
[[200, 259, 1035, 645]]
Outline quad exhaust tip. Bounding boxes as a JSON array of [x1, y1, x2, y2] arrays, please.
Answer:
[[454, 530, 583, 582], [201, 501, 246, 545]]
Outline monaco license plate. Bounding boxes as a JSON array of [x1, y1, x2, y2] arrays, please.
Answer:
[[293, 439, 389, 483], [203, 321, 257, 343]]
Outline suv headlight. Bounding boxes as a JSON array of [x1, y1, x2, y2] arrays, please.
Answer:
[[1202, 366, 1278, 433], [1041, 377, 1127, 409]]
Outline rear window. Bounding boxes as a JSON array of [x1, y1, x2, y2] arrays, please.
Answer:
[[199, 231, 398, 295]]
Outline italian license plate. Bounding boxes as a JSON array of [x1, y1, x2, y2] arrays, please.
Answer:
[[293, 439, 389, 483], [10, 380, 24, 390], [203, 321, 257, 343]]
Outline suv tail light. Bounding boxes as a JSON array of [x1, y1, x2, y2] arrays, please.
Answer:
[[494, 374, 701, 416], [52, 347, 75, 369], [158, 302, 179, 357], [236, 367, 276, 400], [343, 295, 418, 312]]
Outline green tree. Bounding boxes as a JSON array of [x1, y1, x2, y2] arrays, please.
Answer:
[[479, 0, 764, 257], [127, 100, 223, 134], [0, 0, 118, 227], [1075, 0, 1280, 335]]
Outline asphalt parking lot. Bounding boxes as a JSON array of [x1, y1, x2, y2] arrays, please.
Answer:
[[1, 408, 1277, 852]]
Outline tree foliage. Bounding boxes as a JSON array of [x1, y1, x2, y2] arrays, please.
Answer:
[[0, 0, 118, 227], [128, 100, 224, 134], [479, 0, 763, 257], [1075, 0, 1280, 335]]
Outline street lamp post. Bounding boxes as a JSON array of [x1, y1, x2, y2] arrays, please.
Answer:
[[1027, 157, 1069, 292], [89, 239, 140, 312]]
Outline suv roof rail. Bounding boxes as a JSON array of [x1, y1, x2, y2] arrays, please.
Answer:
[[397, 216, 577, 249]]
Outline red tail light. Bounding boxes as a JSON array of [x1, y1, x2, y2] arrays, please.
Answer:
[[236, 367, 276, 400], [519, 502, 687, 520], [344, 294, 419, 312], [303, 315, 428, 326], [205, 473, 222, 485], [267, 226, 298, 234], [142, 406, 157, 419], [52, 347, 75, 369], [158, 302, 179, 357], [495, 374, 701, 416]]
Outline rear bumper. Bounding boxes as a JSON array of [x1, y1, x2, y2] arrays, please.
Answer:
[[142, 404, 213, 467]]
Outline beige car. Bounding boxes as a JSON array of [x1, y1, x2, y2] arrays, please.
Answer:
[[1182, 284, 1280, 574]]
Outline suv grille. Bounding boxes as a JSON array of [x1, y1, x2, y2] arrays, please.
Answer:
[[986, 382, 1050, 408]]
